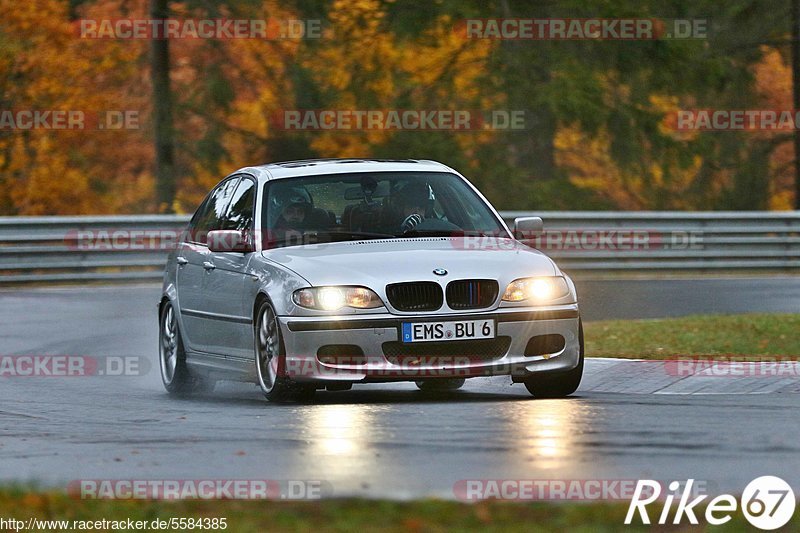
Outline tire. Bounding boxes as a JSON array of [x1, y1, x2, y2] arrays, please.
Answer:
[[524, 319, 584, 399], [415, 378, 466, 391], [159, 301, 203, 395], [255, 299, 315, 403]]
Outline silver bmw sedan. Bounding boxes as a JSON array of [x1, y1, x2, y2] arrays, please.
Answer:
[[159, 159, 583, 402]]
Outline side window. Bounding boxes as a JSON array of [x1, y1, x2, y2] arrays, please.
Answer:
[[221, 177, 256, 231], [185, 195, 211, 243], [189, 178, 240, 243]]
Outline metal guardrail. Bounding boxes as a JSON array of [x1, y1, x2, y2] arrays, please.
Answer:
[[503, 211, 800, 272], [0, 212, 797, 283], [0, 215, 189, 284]]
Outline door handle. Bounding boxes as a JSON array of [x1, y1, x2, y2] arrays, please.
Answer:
[[176, 256, 188, 265], [203, 261, 216, 271]]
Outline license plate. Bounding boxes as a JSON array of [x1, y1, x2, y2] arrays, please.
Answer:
[[401, 319, 495, 343]]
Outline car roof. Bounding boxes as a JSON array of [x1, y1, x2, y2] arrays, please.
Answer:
[[232, 158, 455, 181]]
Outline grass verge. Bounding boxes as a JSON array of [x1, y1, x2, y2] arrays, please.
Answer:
[[584, 313, 800, 359], [0, 488, 763, 532]]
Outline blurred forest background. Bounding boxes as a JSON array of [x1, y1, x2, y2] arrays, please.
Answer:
[[0, 0, 798, 215]]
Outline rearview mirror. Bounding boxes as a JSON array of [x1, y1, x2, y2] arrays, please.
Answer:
[[344, 181, 389, 200], [206, 230, 254, 253], [513, 216, 543, 240]]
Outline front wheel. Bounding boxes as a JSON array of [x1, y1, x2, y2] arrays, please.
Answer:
[[255, 299, 315, 403], [524, 320, 584, 398]]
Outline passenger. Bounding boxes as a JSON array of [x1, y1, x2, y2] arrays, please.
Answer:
[[272, 186, 313, 231]]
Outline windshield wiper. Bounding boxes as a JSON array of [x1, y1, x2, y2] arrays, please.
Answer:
[[263, 230, 397, 248], [402, 229, 517, 239], [313, 230, 398, 240], [400, 229, 466, 237]]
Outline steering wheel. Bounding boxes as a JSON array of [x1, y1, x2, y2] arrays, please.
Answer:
[[401, 217, 462, 235], [400, 214, 423, 234]]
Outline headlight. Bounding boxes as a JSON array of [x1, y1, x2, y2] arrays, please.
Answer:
[[502, 277, 570, 303], [292, 286, 384, 311]]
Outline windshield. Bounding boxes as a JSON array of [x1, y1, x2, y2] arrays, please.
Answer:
[[260, 171, 509, 248]]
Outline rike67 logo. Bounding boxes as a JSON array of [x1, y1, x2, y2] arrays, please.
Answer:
[[626, 476, 795, 530]]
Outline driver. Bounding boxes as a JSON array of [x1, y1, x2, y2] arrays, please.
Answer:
[[392, 182, 433, 233]]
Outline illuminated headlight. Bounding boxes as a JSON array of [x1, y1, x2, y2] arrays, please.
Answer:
[[292, 286, 384, 311], [502, 277, 570, 303]]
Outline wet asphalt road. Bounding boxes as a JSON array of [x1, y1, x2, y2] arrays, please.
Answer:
[[0, 278, 798, 499], [576, 276, 800, 320]]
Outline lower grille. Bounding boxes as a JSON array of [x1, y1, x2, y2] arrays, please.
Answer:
[[446, 279, 498, 310], [382, 336, 512, 364], [386, 281, 443, 311]]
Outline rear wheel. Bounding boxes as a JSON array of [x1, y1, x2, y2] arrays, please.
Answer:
[[159, 301, 209, 395], [255, 299, 315, 403], [415, 378, 466, 391], [524, 320, 584, 398]]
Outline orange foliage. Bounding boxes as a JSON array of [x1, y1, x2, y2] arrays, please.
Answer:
[[0, 0, 152, 215], [753, 46, 795, 210], [0, 1, 795, 213]]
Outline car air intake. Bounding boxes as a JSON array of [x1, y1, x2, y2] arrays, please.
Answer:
[[446, 279, 499, 310], [386, 282, 443, 311], [524, 335, 566, 357], [317, 345, 367, 365]]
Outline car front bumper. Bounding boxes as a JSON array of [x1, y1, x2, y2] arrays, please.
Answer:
[[277, 305, 581, 383]]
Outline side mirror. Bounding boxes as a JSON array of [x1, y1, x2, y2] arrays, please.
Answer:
[[206, 230, 254, 253], [513, 217, 543, 240]]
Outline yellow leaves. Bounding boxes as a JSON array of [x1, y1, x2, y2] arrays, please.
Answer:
[[5, 138, 93, 215], [400, 15, 493, 95], [1, 0, 506, 212], [555, 125, 639, 208], [769, 190, 794, 210], [555, 124, 702, 209], [754, 46, 791, 108], [328, 0, 387, 34], [309, 0, 397, 98], [6, 1, 792, 214], [301, 4, 499, 159], [768, 142, 795, 210], [650, 93, 696, 141], [0, 0, 154, 215], [751, 46, 796, 209]]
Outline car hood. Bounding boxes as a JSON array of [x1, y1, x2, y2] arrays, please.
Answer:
[[261, 237, 558, 287]]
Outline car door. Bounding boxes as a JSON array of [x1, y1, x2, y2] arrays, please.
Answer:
[[175, 177, 240, 354], [201, 175, 258, 358]]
